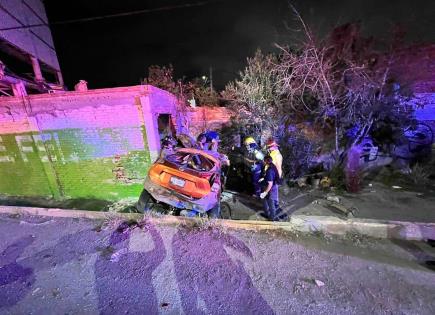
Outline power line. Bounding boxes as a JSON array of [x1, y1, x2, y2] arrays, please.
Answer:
[[0, 0, 221, 31]]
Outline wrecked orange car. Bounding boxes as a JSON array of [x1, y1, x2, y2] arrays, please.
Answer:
[[136, 148, 226, 217]]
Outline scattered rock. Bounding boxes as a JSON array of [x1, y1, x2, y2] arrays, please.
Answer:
[[328, 203, 348, 215], [8, 213, 21, 219], [293, 282, 307, 294], [297, 177, 308, 188], [32, 287, 41, 295], [326, 195, 340, 203], [107, 198, 138, 212], [314, 279, 325, 287], [52, 288, 61, 298], [110, 248, 128, 262]]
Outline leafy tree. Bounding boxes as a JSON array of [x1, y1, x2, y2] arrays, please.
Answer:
[[143, 64, 178, 94], [222, 50, 283, 137], [144, 65, 219, 106]]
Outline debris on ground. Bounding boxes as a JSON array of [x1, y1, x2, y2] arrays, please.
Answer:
[[110, 248, 128, 262], [297, 177, 308, 188], [106, 198, 138, 212], [314, 279, 325, 287], [320, 177, 331, 188], [327, 202, 355, 217], [326, 195, 340, 203]]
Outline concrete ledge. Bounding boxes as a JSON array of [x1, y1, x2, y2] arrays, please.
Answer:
[[0, 206, 434, 241], [288, 215, 435, 241]]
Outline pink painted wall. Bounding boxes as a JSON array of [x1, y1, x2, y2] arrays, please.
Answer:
[[0, 84, 234, 200], [0, 85, 181, 199]]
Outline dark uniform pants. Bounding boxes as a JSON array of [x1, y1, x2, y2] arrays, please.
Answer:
[[263, 197, 279, 221]]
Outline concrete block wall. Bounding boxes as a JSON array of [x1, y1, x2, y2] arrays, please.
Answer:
[[0, 85, 180, 201]]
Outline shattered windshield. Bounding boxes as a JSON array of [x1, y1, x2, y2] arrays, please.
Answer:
[[166, 152, 215, 172]]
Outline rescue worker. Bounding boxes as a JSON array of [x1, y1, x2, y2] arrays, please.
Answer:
[[196, 131, 220, 151], [260, 155, 280, 221], [265, 138, 283, 180], [196, 133, 207, 150], [205, 131, 220, 152], [243, 136, 264, 197], [158, 136, 176, 160]]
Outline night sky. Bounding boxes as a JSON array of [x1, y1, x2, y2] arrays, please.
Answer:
[[44, 0, 435, 91]]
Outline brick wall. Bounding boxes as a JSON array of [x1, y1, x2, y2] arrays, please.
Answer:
[[185, 106, 233, 137]]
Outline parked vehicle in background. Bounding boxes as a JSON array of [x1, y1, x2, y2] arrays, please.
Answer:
[[360, 122, 433, 165], [393, 122, 433, 161]]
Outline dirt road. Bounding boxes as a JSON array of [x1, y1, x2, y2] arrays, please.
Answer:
[[1, 213, 435, 314]]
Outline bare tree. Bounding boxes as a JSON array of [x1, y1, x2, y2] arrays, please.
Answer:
[[274, 8, 414, 158]]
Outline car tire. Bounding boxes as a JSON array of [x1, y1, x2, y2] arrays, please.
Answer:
[[136, 189, 157, 213], [220, 202, 232, 219]]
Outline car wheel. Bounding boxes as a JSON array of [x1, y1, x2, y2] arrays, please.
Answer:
[[136, 189, 157, 213], [220, 202, 232, 220]]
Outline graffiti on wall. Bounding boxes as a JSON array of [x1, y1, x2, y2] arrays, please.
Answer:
[[0, 127, 151, 200]]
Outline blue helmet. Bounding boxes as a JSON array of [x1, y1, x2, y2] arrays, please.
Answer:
[[204, 130, 220, 142]]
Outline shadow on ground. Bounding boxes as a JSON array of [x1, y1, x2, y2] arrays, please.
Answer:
[[0, 196, 112, 211]]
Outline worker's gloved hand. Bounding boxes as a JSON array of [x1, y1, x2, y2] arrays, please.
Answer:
[[260, 192, 267, 199]]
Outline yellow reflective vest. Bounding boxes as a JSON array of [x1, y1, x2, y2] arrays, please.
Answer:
[[269, 149, 283, 178]]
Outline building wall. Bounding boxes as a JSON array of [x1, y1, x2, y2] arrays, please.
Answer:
[[0, 85, 180, 201], [0, 0, 60, 71], [186, 106, 233, 137]]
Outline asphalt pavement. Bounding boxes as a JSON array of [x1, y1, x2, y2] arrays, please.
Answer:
[[1, 213, 435, 314]]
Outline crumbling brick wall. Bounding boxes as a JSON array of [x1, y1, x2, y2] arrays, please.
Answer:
[[186, 106, 233, 137]]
